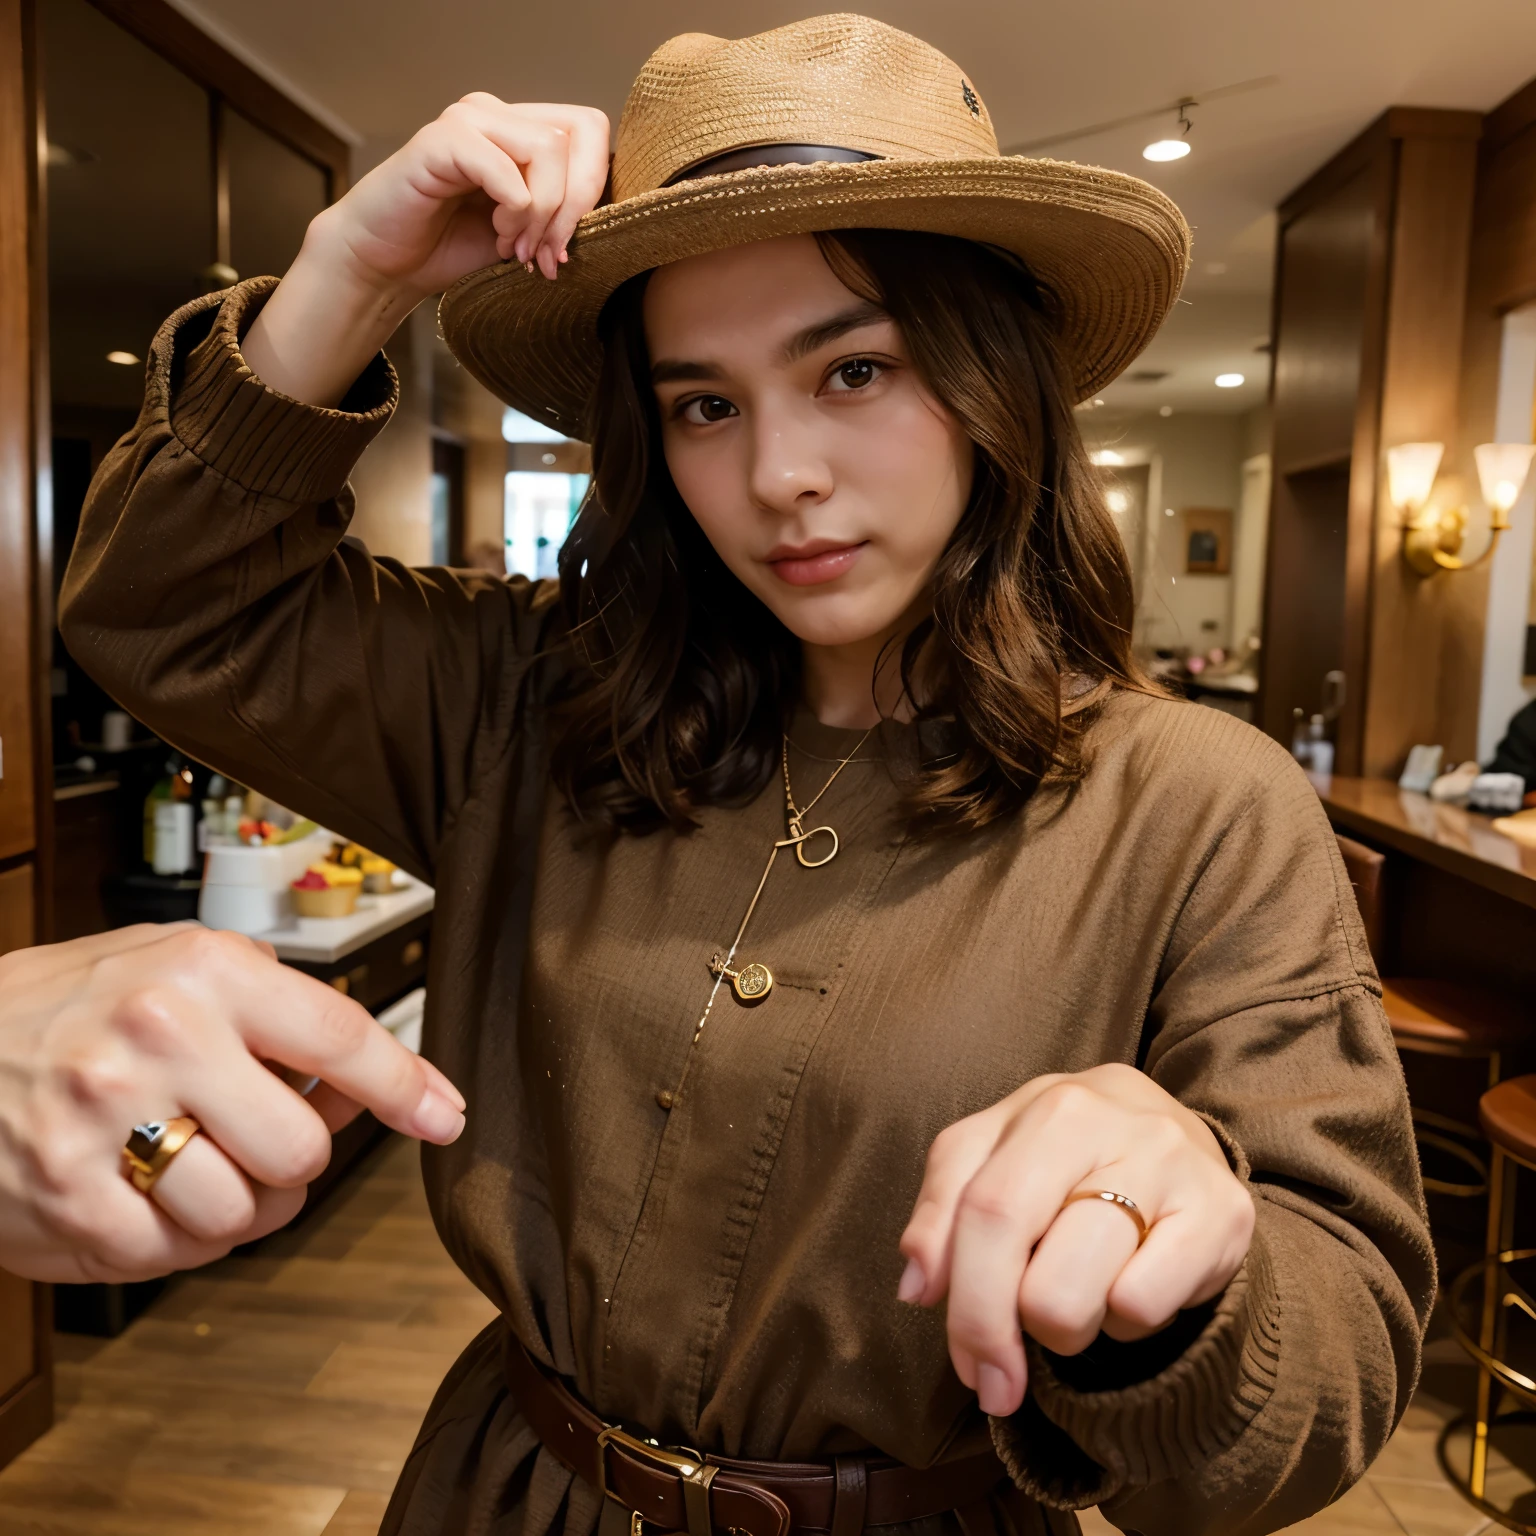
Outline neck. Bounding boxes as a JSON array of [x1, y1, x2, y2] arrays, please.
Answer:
[[800, 606, 925, 729]]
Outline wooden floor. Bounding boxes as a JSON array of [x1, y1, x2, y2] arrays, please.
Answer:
[[0, 1136, 497, 1536], [2, 1138, 1532, 1536]]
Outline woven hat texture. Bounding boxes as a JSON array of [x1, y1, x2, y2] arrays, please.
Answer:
[[439, 13, 1191, 439]]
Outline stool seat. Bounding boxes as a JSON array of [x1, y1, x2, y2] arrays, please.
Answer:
[[1479, 1075, 1536, 1169], [1383, 978, 1529, 1057]]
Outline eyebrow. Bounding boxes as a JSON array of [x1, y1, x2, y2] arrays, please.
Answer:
[[649, 301, 890, 387]]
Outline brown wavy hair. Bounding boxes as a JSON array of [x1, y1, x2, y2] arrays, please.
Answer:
[[551, 228, 1153, 837]]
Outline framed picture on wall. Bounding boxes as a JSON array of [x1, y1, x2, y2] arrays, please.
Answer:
[[1183, 508, 1232, 574]]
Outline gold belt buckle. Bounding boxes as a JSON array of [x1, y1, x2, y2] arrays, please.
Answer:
[[596, 1425, 718, 1536]]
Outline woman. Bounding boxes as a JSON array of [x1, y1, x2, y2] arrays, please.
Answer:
[[61, 15, 1432, 1536]]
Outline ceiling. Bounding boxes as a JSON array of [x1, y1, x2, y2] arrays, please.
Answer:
[[169, 0, 1536, 413]]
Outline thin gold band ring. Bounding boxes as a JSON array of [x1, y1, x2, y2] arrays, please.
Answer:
[[1062, 1188, 1149, 1246], [122, 1117, 201, 1194]]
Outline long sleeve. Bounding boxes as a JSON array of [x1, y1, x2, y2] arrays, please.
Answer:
[[59, 278, 563, 882], [989, 741, 1434, 1535]]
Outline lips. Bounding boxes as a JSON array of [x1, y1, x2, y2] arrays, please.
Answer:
[[765, 539, 867, 587]]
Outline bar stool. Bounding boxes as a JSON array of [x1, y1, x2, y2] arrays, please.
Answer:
[[1438, 1075, 1536, 1531], [1336, 835, 1526, 1197]]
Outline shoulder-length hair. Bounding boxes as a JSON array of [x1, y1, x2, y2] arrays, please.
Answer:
[[550, 227, 1154, 837]]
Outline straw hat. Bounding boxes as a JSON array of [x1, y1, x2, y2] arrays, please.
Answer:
[[439, 13, 1191, 440]]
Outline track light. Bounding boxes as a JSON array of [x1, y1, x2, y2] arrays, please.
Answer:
[[1144, 102, 1194, 163]]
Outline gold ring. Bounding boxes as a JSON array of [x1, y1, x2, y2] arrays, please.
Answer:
[[122, 1117, 201, 1194], [1063, 1189, 1149, 1246]]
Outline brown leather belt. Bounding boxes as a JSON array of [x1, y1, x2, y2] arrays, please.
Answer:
[[504, 1335, 1008, 1536]]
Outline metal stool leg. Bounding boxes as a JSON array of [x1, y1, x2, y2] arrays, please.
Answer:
[[1471, 1144, 1508, 1498]]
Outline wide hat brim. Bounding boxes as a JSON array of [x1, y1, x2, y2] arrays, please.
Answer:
[[438, 155, 1192, 441]]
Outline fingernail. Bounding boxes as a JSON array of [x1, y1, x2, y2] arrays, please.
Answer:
[[414, 1088, 466, 1144], [421, 1062, 466, 1112], [524, 260, 534, 274], [976, 1363, 1013, 1416], [513, 236, 528, 264], [897, 1258, 925, 1303], [558, 247, 569, 263]]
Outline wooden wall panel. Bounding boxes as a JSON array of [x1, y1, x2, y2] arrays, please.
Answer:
[[0, 860, 34, 954], [1261, 158, 1389, 758], [1363, 133, 1481, 778], [0, 0, 36, 863]]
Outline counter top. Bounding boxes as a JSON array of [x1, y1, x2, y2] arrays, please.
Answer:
[[254, 875, 435, 963], [1318, 775, 1536, 911]]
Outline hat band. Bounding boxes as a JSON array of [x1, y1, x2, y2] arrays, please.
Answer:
[[665, 143, 880, 186]]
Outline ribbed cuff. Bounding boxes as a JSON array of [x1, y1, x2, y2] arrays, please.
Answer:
[[155, 276, 398, 504], [988, 1221, 1282, 1510]]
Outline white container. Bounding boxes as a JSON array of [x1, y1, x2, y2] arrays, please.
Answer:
[[197, 832, 330, 935], [152, 801, 194, 875], [101, 711, 132, 752], [202, 838, 321, 889], [199, 883, 292, 936]]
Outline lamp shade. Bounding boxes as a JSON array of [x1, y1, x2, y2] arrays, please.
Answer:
[[1386, 442, 1444, 511], [1473, 442, 1536, 515]]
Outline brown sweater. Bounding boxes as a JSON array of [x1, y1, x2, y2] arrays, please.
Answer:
[[60, 280, 1434, 1536]]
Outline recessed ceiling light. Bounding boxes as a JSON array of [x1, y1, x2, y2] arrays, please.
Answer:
[[105, 350, 140, 366], [1159, 405, 1174, 417], [1215, 372, 1245, 388], [1143, 138, 1191, 163], [1089, 450, 1125, 466]]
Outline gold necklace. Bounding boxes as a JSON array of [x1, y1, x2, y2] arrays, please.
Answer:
[[700, 726, 875, 1020]]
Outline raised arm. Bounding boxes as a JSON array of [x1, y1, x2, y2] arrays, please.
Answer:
[[59, 98, 609, 878]]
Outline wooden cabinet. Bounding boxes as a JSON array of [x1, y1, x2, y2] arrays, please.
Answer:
[[0, 0, 37, 866], [0, 862, 52, 1470]]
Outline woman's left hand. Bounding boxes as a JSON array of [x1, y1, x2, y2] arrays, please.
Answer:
[[898, 1062, 1255, 1416]]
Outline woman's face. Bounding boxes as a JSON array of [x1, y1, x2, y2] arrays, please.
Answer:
[[643, 235, 974, 651]]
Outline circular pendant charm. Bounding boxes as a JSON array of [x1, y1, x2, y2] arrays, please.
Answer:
[[731, 962, 774, 1002]]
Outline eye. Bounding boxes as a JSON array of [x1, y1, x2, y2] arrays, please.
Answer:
[[679, 394, 738, 425], [825, 358, 883, 392]]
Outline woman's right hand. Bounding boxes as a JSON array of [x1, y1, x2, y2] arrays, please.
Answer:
[[0, 924, 465, 1285], [243, 97, 610, 408]]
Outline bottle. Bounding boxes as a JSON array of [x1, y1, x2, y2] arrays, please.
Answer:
[[145, 755, 195, 872], [143, 759, 175, 863], [1290, 707, 1311, 766], [1307, 714, 1335, 777]]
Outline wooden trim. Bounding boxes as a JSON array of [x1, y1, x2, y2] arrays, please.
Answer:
[[0, 1368, 52, 1474], [26, 0, 52, 940], [0, 0, 38, 867], [1336, 145, 1397, 779], [1279, 106, 1483, 225], [84, 0, 349, 194], [1483, 75, 1536, 159]]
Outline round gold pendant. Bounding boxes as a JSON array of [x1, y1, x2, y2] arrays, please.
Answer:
[[731, 962, 774, 1002]]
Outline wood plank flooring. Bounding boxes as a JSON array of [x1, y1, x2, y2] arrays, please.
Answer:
[[3, 1135, 1532, 1536], [0, 1136, 496, 1536]]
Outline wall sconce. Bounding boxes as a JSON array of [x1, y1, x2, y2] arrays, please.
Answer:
[[1391, 440, 1536, 575]]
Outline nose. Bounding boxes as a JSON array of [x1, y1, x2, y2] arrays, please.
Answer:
[[745, 401, 833, 516]]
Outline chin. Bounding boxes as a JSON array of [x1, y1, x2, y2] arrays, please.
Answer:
[[761, 589, 908, 650]]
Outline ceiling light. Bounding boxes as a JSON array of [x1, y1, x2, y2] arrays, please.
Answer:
[[1106, 489, 1129, 514], [1144, 103, 1194, 163], [1159, 405, 1174, 417], [1089, 450, 1125, 466], [105, 350, 140, 366], [1215, 372, 1245, 388]]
